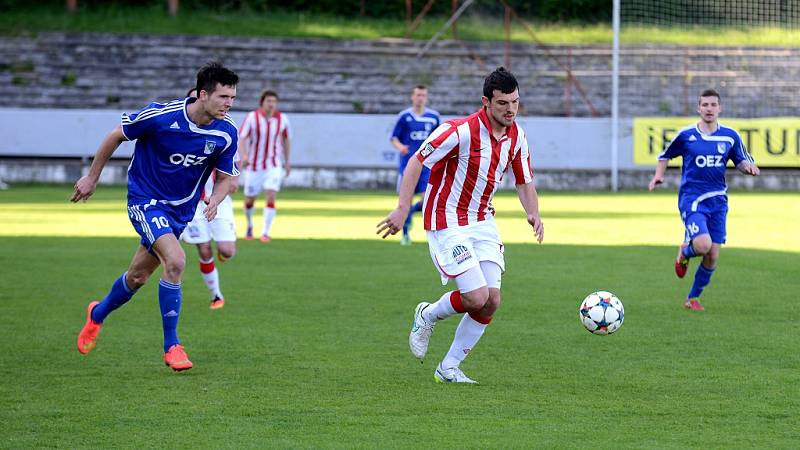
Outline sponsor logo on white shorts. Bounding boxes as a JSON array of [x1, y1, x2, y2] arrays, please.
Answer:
[[452, 245, 472, 264]]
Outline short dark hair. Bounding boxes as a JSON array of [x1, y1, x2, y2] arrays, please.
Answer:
[[699, 88, 721, 103], [483, 67, 519, 100], [195, 62, 238, 96], [413, 84, 427, 92], [186, 88, 197, 98], [259, 89, 279, 105]]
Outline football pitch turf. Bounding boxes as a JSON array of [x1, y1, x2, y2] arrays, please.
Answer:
[[1, 185, 798, 449]]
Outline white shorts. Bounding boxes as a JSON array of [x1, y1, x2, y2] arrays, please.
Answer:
[[180, 196, 236, 244], [244, 167, 285, 197], [427, 218, 505, 289]]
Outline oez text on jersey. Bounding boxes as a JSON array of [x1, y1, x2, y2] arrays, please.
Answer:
[[169, 153, 208, 167]]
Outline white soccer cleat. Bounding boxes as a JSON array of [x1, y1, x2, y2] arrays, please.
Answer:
[[409, 302, 435, 359], [434, 364, 478, 384]]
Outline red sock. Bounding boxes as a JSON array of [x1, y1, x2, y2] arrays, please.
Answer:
[[468, 312, 493, 325], [199, 258, 215, 274], [449, 291, 465, 313]]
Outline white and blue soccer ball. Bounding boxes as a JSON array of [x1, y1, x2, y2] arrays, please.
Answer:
[[579, 291, 624, 335]]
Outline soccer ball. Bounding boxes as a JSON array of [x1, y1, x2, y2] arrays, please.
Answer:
[[579, 291, 624, 335]]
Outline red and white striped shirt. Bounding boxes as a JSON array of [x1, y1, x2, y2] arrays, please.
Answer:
[[239, 109, 292, 171], [416, 107, 533, 231]]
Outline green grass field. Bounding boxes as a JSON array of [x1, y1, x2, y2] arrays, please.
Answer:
[[1, 185, 799, 448]]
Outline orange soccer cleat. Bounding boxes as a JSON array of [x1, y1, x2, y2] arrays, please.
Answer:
[[164, 344, 193, 371], [209, 296, 225, 310], [260, 234, 272, 243], [684, 298, 705, 311], [675, 243, 690, 278], [77, 301, 102, 354]]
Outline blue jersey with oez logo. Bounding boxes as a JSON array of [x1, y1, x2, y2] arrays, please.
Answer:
[[658, 123, 754, 214], [391, 107, 440, 174], [121, 97, 239, 223]]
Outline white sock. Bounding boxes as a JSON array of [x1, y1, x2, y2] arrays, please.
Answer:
[[423, 291, 459, 323], [441, 314, 487, 369], [245, 207, 254, 229], [263, 207, 276, 236], [199, 258, 222, 299]]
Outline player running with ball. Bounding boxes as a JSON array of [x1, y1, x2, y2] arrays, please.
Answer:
[[378, 67, 544, 384]]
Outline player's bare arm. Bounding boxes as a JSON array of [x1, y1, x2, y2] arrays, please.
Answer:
[[390, 137, 410, 156], [377, 156, 423, 238], [648, 159, 669, 191], [283, 133, 291, 176], [203, 171, 238, 221], [736, 161, 760, 176], [71, 125, 127, 203], [516, 181, 544, 243]]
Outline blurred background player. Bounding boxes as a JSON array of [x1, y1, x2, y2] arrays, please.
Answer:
[[180, 88, 238, 310], [390, 85, 440, 245], [649, 88, 759, 311], [72, 62, 240, 371], [378, 68, 544, 384], [239, 90, 292, 242]]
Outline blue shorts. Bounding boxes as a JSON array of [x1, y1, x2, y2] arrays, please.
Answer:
[[681, 210, 727, 244], [128, 201, 189, 251], [397, 167, 431, 195]]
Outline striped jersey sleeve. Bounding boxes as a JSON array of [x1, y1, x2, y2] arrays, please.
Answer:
[[120, 100, 183, 141], [510, 127, 533, 185], [727, 128, 754, 166], [416, 122, 460, 168], [658, 127, 690, 161], [280, 113, 292, 140], [239, 111, 254, 139], [215, 115, 240, 177]]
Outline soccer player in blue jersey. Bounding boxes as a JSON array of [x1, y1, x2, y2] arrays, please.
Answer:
[[390, 85, 440, 245], [648, 89, 759, 311], [71, 62, 240, 371]]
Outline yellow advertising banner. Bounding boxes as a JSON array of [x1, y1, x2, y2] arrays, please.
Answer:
[[633, 117, 800, 167]]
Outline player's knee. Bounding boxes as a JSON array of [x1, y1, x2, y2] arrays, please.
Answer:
[[693, 238, 712, 255], [163, 255, 186, 279], [484, 290, 501, 315], [218, 245, 236, 260], [196, 244, 213, 260], [461, 286, 490, 312], [126, 269, 150, 289], [244, 198, 255, 209]]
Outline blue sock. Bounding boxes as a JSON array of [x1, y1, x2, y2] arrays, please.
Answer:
[[403, 201, 423, 235], [688, 264, 715, 299], [91, 272, 137, 323], [158, 279, 182, 353], [683, 243, 697, 259]]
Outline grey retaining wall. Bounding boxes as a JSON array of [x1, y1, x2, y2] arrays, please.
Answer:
[[2, 33, 799, 117]]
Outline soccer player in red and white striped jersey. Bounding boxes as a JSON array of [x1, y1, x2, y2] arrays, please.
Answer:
[[180, 88, 238, 310], [239, 90, 292, 242], [378, 67, 544, 384]]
